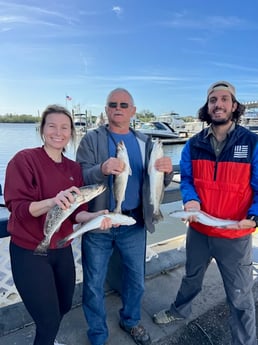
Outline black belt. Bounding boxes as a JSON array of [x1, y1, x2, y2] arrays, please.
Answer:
[[122, 207, 141, 217]]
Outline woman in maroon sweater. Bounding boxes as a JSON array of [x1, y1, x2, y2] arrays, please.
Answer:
[[4, 105, 111, 345]]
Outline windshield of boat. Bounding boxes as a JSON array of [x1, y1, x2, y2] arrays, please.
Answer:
[[141, 122, 166, 130]]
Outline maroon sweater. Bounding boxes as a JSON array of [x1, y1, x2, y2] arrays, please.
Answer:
[[4, 147, 87, 250]]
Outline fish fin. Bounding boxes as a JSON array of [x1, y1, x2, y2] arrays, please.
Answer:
[[57, 238, 68, 248], [148, 164, 154, 175], [33, 237, 50, 255], [33, 244, 48, 256], [152, 210, 164, 224], [113, 206, 122, 214]]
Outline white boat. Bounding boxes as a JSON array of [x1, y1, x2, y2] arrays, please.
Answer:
[[241, 111, 258, 134], [137, 121, 179, 139], [73, 114, 87, 132]]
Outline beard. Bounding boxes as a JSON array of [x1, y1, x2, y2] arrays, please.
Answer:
[[210, 109, 233, 126], [211, 117, 232, 126]]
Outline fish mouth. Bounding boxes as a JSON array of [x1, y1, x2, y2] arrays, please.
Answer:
[[90, 184, 106, 195], [97, 185, 106, 192], [81, 183, 106, 194], [78, 184, 106, 203]]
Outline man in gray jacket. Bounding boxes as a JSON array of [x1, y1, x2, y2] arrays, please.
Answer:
[[76, 88, 173, 345]]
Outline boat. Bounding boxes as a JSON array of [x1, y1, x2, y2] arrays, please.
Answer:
[[137, 121, 180, 139], [157, 113, 185, 131], [73, 114, 87, 132], [241, 111, 258, 134]]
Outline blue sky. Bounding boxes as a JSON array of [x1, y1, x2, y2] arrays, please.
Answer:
[[1, 0, 258, 117]]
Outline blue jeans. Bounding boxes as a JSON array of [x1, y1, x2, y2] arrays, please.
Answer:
[[81, 222, 146, 345]]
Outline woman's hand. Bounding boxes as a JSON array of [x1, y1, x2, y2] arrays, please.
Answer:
[[54, 186, 81, 210], [76, 209, 122, 230], [99, 215, 113, 230], [91, 210, 112, 229], [75, 209, 113, 230], [29, 186, 81, 217]]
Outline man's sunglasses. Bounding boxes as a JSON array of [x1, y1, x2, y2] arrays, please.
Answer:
[[108, 102, 129, 109]]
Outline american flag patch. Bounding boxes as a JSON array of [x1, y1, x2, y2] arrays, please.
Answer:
[[234, 145, 248, 158]]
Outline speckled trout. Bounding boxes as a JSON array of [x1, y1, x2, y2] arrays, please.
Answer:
[[170, 209, 239, 228], [113, 141, 132, 213], [34, 184, 106, 255], [148, 139, 164, 224], [57, 213, 136, 247]]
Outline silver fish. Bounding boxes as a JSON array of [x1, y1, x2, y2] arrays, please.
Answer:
[[34, 184, 106, 255], [169, 209, 239, 228], [57, 212, 136, 247], [148, 139, 164, 224], [113, 141, 132, 213]]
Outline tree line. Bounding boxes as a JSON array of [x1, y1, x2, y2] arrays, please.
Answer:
[[0, 114, 41, 123], [0, 112, 196, 124]]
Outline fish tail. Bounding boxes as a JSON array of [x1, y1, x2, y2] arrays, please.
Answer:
[[113, 206, 122, 214], [33, 239, 50, 256], [33, 243, 48, 256], [152, 210, 164, 224]]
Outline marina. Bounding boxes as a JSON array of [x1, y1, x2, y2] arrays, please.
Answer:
[[241, 100, 258, 134], [1, 0, 258, 342], [136, 121, 180, 139], [0, 123, 186, 187], [241, 110, 258, 134], [0, 122, 185, 310], [2, 120, 258, 344]]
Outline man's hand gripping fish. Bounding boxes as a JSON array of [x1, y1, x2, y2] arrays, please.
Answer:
[[170, 209, 239, 228]]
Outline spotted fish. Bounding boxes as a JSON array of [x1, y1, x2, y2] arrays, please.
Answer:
[[34, 184, 106, 255]]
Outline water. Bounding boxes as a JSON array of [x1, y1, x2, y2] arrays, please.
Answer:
[[0, 123, 184, 189]]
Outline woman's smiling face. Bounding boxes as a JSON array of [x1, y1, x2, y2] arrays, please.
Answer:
[[43, 112, 72, 151]]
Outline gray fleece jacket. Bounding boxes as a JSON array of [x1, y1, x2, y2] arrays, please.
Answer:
[[76, 125, 173, 233]]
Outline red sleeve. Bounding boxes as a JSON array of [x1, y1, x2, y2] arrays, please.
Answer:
[[4, 151, 38, 221]]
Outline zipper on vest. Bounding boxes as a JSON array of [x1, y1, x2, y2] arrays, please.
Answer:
[[213, 160, 218, 180]]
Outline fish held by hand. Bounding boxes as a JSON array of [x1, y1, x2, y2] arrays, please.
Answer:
[[148, 139, 164, 224], [57, 212, 136, 247], [169, 209, 239, 228], [34, 184, 106, 255], [113, 141, 132, 214]]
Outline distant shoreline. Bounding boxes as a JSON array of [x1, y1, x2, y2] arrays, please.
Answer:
[[0, 121, 37, 124], [0, 115, 40, 124]]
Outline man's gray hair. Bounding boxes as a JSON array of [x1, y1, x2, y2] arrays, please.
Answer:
[[106, 88, 135, 105]]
